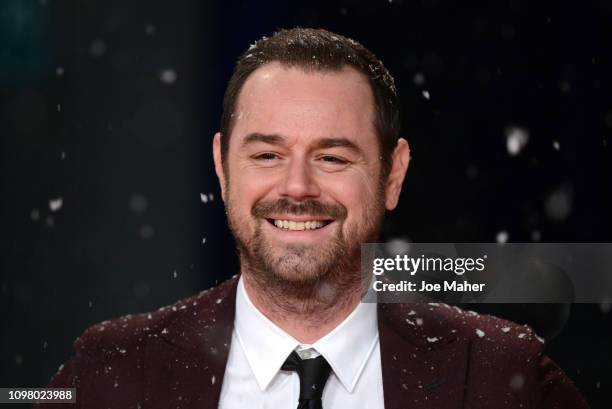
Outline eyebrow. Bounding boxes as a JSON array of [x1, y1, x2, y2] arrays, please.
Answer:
[[242, 133, 363, 155], [314, 137, 363, 155], [242, 133, 285, 146]]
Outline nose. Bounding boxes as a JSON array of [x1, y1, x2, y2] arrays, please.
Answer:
[[277, 156, 321, 200]]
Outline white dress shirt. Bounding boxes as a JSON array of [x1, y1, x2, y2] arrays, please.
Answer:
[[218, 276, 385, 409]]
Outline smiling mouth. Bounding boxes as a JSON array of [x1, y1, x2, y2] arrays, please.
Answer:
[[267, 218, 333, 231]]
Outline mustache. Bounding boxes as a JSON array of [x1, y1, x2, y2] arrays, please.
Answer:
[[251, 198, 347, 220]]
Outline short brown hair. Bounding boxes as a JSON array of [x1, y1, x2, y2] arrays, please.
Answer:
[[220, 27, 400, 178]]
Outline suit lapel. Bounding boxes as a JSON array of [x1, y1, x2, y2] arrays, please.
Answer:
[[143, 276, 239, 408], [378, 303, 470, 409]]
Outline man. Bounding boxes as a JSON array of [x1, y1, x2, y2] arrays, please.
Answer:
[[39, 28, 589, 409]]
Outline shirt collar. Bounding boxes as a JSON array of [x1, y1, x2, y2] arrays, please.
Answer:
[[234, 275, 379, 393]]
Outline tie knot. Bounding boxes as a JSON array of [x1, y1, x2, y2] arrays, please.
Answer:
[[282, 350, 332, 402]]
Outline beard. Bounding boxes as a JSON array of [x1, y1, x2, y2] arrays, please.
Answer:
[[226, 189, 386, 313]]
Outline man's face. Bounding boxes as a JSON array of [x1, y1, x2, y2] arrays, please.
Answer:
[[213, 63, 403, 292]]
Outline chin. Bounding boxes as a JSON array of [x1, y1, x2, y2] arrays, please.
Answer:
[[271, 251, 325, 278]]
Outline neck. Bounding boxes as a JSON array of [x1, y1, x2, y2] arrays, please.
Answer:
[[242, 272, 362, 344]]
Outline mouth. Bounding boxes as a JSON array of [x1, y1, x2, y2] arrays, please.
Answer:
[[266, 218, 334, 231]]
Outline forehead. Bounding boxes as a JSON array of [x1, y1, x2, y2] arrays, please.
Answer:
[[231, 62, 377, 148]]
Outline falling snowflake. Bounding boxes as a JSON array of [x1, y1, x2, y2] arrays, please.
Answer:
[[49, 197, 63, 212], [465, 164, 478, 179], [509, 373, 525, 390], [560, 81, 571, 93], [545, 185, 573, 221], [129, 194, 148, 213], [139, 225, 154, 239], [385, 238, 411, 255], [505, 125, 529, 156], [160, 69, 177, 84], [496, 230, 509, 244], [413, 72, 425, 86], [90, 39, 106, 57], [476, 329, 485, 338]]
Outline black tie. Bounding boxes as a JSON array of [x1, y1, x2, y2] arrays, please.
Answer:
[[281, 350, 332, 409]]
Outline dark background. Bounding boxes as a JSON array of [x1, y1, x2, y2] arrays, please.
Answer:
[[1, 0, 611, 407]]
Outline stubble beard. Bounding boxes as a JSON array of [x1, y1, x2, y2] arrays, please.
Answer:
[[226, 190, 385, 321]]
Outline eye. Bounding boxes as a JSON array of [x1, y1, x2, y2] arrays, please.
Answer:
[[318, 155, 349, 165], [252, 152, 280, 161]]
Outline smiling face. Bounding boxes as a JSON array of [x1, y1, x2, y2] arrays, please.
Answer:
[[213, 63, 407, 297]]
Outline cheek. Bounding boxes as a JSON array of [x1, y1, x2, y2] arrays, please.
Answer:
[[324, 175, 376, 219], [228, 168, 273, 214]]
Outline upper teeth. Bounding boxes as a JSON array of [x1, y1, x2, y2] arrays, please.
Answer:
[[273, 220, 326, 231]]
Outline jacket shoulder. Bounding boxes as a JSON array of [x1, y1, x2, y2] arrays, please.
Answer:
[[83, 275, 237, 349], [381, 302, 545, 356], [46, 275, 238, 387], [81, 280, 224, 347], [381, 303, 589, 408]]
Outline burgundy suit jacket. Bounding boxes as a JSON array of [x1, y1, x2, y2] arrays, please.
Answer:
[[37, 275, 589, 408]]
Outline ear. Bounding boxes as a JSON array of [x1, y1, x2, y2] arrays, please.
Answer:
[[212, 132, 227, 202], [384, 138, 410, 210]]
